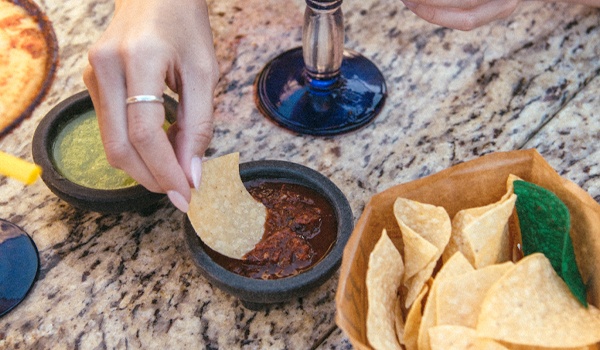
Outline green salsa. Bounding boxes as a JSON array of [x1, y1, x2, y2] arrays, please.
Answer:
[[52, 110, 137, 190]]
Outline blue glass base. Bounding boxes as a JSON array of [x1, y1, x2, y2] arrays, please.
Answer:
[[256, 47, 387, 136], [0, 220, 39, 317]]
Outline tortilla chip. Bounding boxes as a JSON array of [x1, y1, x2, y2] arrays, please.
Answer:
[[400, 223, 438, 281], [366, 229, 404, 350], [394, 296, 405, 345], [503, 343, 598, 350], [403, 259, 437, 311], [429, 325, 509, 350], [403, 282, 430, 350], [477, 253, 600, 348], [187, 153, 267, 259], [418, 252, 473, 350], [436, 261, 513, 328], [443, 193, 516, 268], [506, 174, 522, 195], [394, 197, 451, 308]]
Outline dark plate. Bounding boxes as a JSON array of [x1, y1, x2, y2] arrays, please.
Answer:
[[0, 0, 59, 138], [32, 90, 178, 213], [0, 220, 39, 317], [184, 159, 354, 310]]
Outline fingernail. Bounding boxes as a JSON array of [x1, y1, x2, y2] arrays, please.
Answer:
[[403, 0, 417, 9], [167, 190, 189, 213], [191, 156, 202, 190]]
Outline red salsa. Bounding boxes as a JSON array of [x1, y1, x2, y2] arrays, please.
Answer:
[[202, 180, 338, 280]]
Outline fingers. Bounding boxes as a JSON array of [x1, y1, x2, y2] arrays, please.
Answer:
[[403, 0, 520, 30], [404, 0, 488, 9], [167, 1, 218, 190], [87, 44, 164, 194], [83, 0, 218, 213], [122, 47, 193, 209], [88, 43, 192, 212], [172, 64, 218, 189]]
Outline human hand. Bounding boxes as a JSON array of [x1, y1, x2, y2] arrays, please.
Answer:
[[83, 0, 219, 212], [401, 0, 521, 31]]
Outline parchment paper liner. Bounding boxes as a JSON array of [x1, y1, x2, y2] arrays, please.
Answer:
[[335, 149, 600, 349]]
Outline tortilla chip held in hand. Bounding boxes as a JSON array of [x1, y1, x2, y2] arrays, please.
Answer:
[[187, 153, 267, 259]]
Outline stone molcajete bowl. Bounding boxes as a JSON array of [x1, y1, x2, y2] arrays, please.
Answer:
[[184, 160, 354, 310], [32, 90, 177, 214]]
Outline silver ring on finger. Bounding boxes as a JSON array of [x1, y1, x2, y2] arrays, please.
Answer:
[[126, 95, 165, 105]]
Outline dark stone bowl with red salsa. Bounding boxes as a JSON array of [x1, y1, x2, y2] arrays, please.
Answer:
[[184, 160, 353, 310]]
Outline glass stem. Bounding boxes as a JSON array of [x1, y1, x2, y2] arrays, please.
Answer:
[[303, 0, 344, 90]]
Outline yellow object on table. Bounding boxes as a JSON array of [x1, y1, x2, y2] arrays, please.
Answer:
[[0, 150, 42, 185]]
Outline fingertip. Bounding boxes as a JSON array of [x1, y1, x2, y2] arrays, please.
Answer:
[[174, 121, 212, 187], [167, 190, 189, 213], [403, 1, 418, 10]]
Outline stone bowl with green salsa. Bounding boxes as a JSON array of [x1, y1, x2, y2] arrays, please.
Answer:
[[32, 90, 177, 213]]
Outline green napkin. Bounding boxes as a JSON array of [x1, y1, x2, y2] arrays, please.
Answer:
[[513, 180, 587, 307]]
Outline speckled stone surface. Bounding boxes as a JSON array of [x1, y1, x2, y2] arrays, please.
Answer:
[[1, 0, 599, 349]]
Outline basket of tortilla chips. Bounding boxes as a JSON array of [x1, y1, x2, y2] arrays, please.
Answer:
[[335, 149, 600, 350]]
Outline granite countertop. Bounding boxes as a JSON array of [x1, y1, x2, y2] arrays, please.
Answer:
[[1, 0, 599, 348]]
